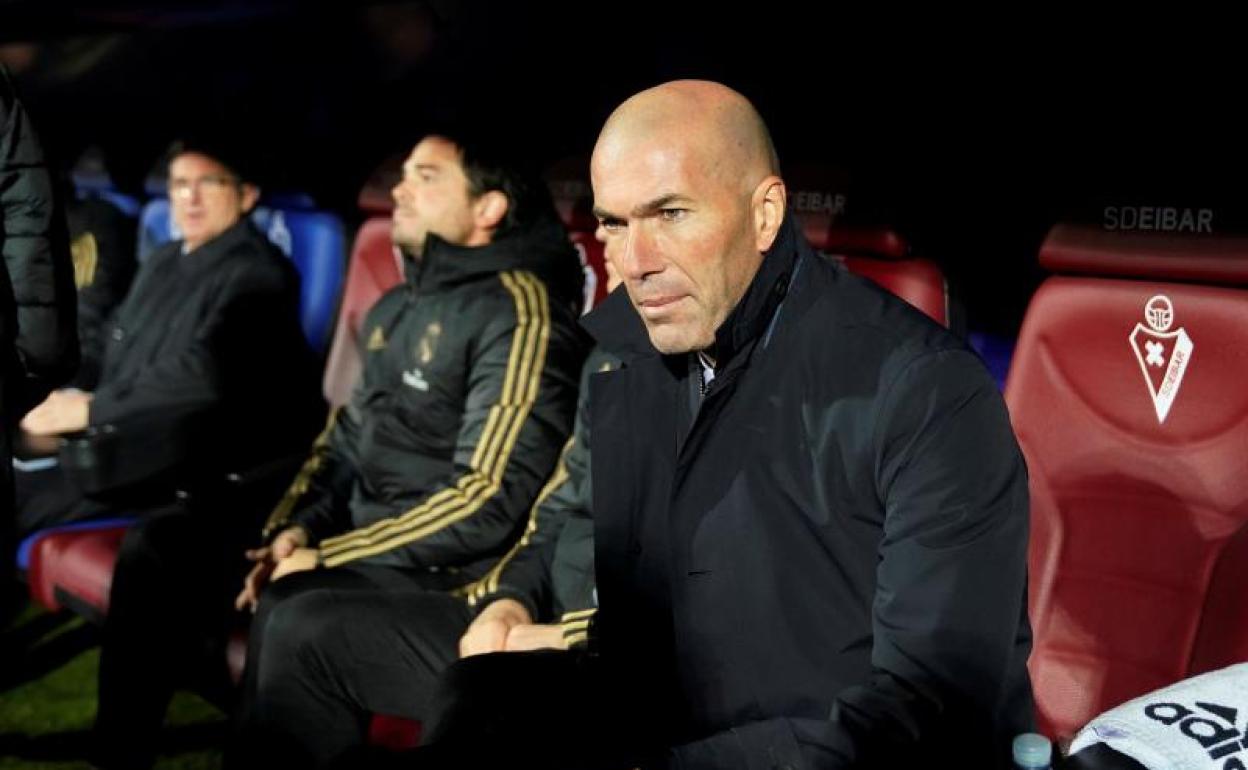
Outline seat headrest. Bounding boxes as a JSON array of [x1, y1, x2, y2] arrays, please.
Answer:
[[822, 225, 909, 260], [545, 157, 596, 232], [1041, 222, 1248, 286], [357, 153, 403, 215], [784, 163, 851, 248]]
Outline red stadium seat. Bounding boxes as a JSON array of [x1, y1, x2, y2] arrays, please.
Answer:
[[785, 163, 851, 248], [819, 226, 948, 327], [839, 249, 947, 327], [782, 162, 948, 326], [546, 158, 609, 312], [323, 217, 404, 407], [368, 714, 423, 751], [25, 523, 129, 618], [1005, 222, 1248, 742], [357, 153, 402, 216]]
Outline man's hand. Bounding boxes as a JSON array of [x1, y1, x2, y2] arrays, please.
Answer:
[[21, 389, 92, 436], [234, 526, 308, 612], [459, 598, 532, 658], [271, 547, 319, 582], [503, 623, 568, 653]]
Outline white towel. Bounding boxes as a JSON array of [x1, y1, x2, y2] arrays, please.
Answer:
[[1069, 663, 1248, 769]]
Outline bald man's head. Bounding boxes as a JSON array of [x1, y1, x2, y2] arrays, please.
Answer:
[[591, 81, 787, 355], [595, 80, 779, 195]]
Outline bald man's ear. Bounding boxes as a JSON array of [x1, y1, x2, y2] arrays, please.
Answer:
[[474, 190, 510, 231], [751, 176, 786, 253]]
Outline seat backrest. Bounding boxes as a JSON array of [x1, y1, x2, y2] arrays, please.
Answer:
[[1004, 222, 1248, 741], [840, 252, 947, 327], [137, 198, 347, 352], [71, 150, 144, 218], [816, 225, 949, 327], [781, 163, 948, 326], [322, 217, 403, 407], [785, 163, 851, 248], [357, 152, 403, 216], [569, 230, 608, 313], [546, 158, 609, 313], [73, 182, 142, 219]]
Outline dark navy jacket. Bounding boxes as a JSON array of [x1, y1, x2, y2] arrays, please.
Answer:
[[585, 216, 1034, 769]]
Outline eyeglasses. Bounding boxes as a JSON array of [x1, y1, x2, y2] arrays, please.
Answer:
[[168, 174, 240, 198]]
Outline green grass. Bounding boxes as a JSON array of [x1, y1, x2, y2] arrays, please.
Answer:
[[0, 604, 226, 769]]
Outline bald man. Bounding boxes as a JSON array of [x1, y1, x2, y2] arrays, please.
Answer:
[[410, 81, 1033, 769]]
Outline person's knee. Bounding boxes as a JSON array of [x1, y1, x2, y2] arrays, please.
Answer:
[[255, 582, 345, 673], [423, 654, 519, 744], [434, 654, 500, 699], [256, 566, 328, 608]]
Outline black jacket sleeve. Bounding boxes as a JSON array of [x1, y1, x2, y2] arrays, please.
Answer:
[[316, 272, 585, 569], [0, 65, 78, 413], [668, 349, 1031, 769], [259, 405, 361, 544], [464, 435, 573, 617], [464, 349, 608, 633]]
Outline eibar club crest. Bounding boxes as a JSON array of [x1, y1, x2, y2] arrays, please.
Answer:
[[1128, 294, 1195, 425]]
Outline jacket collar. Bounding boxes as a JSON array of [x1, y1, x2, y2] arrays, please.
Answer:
[[178, 217, 271, 277], [406, 217, 581, 301], [710, 213, 801, 368], [580, 285, 655, 363]]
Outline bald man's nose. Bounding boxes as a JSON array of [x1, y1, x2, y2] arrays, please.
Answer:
[[616, 226, 664, 280]]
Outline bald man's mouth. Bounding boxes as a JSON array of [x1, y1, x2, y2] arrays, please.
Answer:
[[636, 294, 688, 319]]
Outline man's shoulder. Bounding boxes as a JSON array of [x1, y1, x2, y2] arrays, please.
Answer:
[[214, 227, 297, 286], [789, 256, 985, 396], [220, 222, 287, 264], [801, 257, 960, 357], [370, 283, 410, 313], [361, 274, 541, 342], [459, 268, 580, 327]]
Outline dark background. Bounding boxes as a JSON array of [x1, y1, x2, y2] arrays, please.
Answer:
[[2, 1, 1243, 335]]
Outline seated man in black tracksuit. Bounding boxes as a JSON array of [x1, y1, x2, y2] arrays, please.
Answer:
[[235, 344, 616, 768], [226, 131, 588, 768]]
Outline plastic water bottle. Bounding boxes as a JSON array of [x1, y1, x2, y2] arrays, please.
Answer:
[[1013, 733, 1053, 769]]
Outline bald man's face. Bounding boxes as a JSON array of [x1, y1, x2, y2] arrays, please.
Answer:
[[592, 138, 763, 355]]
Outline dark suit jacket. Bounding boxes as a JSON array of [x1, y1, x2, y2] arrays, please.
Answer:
[[585, 216, 1034, 769]]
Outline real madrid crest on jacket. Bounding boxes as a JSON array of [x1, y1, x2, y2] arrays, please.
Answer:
[[264, 215, 588, 582]]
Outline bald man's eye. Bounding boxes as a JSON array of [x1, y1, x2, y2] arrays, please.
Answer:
[[599, 217, 626, 234], [660, 208, 688, 223]]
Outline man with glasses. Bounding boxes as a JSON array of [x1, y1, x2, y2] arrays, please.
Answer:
[[22, 136, 328, 770], [14, 136, 321, 566]]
